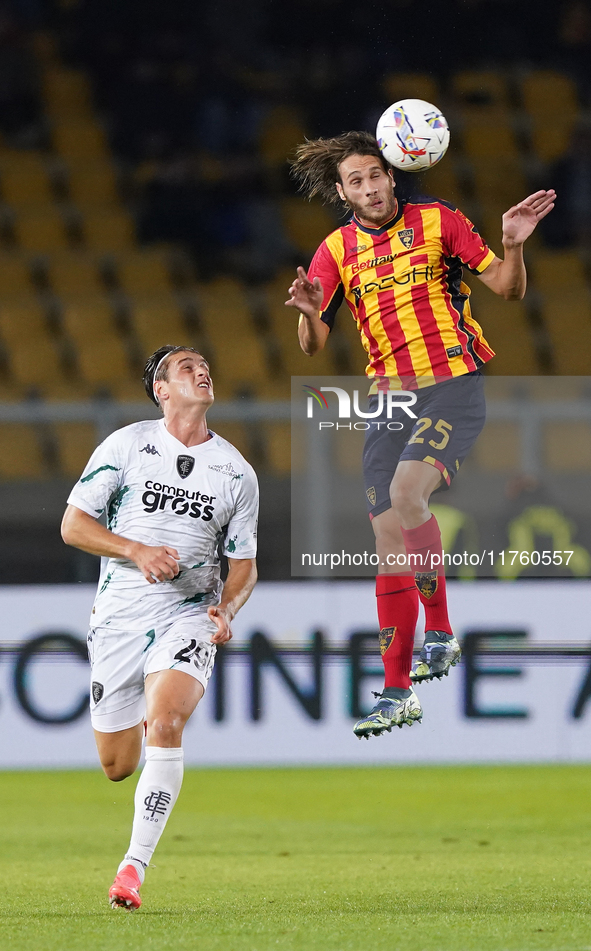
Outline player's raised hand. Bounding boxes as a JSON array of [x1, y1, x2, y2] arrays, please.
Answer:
[[207, 605, 233, 644], [285, 266, 324, 319], [130, 543, 180, 583], [502, 189, 556, 246]]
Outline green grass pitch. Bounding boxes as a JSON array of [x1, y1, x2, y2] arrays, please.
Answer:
[[1, 764, 591, 951]]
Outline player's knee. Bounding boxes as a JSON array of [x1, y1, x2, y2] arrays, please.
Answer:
[[390, 486, 427, 522], [148, 713, 185, 746]]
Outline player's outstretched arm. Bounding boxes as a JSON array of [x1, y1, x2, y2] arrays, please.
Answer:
[[478, 189, 556, 300], [207, 557, 257, 644], [61, 504, 180, 584], [285, 266, 330, 355]]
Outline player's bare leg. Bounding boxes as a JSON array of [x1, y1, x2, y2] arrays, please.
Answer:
[[109, 670, 204, 909], [94, 723, 144, 782]]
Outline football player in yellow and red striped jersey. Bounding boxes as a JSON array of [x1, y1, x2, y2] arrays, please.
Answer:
[[287, 131, 555, 739]]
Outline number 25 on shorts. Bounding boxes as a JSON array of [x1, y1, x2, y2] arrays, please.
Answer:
[[408, 417, 453, 451]]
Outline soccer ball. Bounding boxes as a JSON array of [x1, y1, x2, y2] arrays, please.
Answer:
[[376, 98, 450, 172]]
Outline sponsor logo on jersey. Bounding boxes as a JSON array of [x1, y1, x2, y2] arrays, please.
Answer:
[[352, 265, 435, 303], [351, 253, 395, 275], [446, 344, 463, 358], [351, 244, 367, 252], [140, 443, 161, 456], [142, 480, 215, 520], [397, 228, 414, 249], [208, 462, 243, 480], [177, 455, 195, 479]]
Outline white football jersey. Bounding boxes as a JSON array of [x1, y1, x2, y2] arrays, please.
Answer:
[[67, 418, 258, 630]]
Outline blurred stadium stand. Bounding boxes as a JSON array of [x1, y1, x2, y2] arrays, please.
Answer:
[[0, 0, 589, 581]]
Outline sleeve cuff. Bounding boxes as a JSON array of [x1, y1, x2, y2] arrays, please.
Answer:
[[472, 248, 496, 273], [66, 495, 103, 518]]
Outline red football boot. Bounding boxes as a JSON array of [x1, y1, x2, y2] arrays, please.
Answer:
[[109, 864, 142, 910]]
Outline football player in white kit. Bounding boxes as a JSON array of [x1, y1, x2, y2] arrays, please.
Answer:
[[61, 345, 258, 910]]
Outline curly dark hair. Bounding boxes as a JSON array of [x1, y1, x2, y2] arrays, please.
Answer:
[[290, 131, 390, 206], [143, 344, 203, 406]]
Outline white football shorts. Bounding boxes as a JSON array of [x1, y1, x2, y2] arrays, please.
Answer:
[[88, 614, 218, 733]]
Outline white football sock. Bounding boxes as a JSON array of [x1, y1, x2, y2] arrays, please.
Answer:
[[121, 746, 184, 874]]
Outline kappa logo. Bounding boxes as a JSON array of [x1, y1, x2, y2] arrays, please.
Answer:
[[397, 228, 414, 249], [140, 444, 160, 455], [208, 462, 243, 480], [176, 455, 195, 479], [92, 682, 104, 704]]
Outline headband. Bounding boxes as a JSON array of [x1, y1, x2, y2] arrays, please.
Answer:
[[152, 352, 172, 401]]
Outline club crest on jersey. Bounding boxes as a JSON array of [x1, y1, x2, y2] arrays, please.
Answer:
[[397, 228, 414, 249], [92, 682, 104, 704], [176, 455, 195, 479], [415, 571, 438, 599], [366, 486, 377, 507], [379, 627, 395, 655]]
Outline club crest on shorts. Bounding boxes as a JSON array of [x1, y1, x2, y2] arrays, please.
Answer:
[[92, 681, 104, 704], [176, 455, 195, 479], [415, 571, 438, 599], [397, 228, 414, 249], [379, 627, 395, 655], [366, 486, 377, 507]]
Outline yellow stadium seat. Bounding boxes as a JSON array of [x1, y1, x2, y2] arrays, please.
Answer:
[[471, 157, 527, 211], [382, 73, 440, 106], [1, 160, 54, 206], [197, 277, 254, 330], [12, 209, 69, 252], [44, 68, 92, 119], [129, 294, 190, 358], [117, 251, 173, 295], [281, 197, 338, 257], [53, 121, 109, 160], [46, 252, 105, 295], [0, 295, 67, 392], [521, 71, 579, 163], [82, 210, 135, 251], [466, 281, 540, 374], [452, 70, 510, 112], [544, 421, 591, 472], [75, 334, 132, 386], [266, 272, 339, 378], [54, 422, 99, 478], [0, 423, 45, 479], [259, 106, 307, 168], [68, 161, 119, 208], [473, 421, 520, 472], [462, 121, 518, 158], [209, 421, 252, 460], [0, 254, 34, 294], [60, 295, 116, 341], [263, 422, 291, 474], [521, 70, 578, 118], [540, 292, 591, 374], [529, 121, 576, 163], [530, 250, 587, 293]]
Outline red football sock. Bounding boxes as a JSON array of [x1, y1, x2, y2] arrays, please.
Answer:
[[376, 574, 419, 689], [401, 514, 452, 635]]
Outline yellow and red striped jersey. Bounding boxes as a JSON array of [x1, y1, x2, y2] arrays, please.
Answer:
[[308, 197, 496, 388]]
